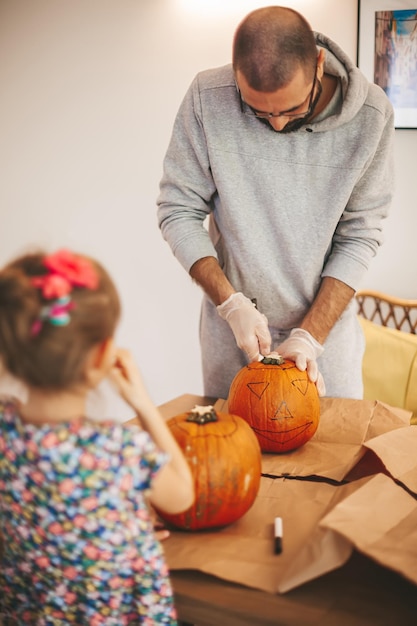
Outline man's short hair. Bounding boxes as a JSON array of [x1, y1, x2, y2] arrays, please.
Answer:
[[232, 6, 317, 92]]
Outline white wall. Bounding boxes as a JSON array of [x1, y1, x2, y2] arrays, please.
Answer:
[[0, 0, 415, 415]]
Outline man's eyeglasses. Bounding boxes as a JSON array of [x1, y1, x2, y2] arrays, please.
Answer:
[[236, 66, 318, 120]]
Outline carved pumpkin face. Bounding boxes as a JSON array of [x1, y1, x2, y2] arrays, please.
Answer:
[[157, 406, 262, 531], [228, 359, 320, 453]]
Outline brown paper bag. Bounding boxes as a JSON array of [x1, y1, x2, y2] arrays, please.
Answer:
[[320, 473, 417, 586], [363, 426, 417, 494]]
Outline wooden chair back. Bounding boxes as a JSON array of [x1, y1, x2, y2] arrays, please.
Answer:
[[356, 290, 417, 334]]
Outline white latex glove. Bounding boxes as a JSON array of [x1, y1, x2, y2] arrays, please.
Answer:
[[217, 292, 271, 362], [276, 328, 326, 396]]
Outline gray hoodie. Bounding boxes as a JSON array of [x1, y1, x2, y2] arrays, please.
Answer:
[[158, 32, 394, 328]]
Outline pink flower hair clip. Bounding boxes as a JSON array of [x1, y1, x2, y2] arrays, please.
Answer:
[[30, 249, 99, 336], [31, 249, 98, 299]]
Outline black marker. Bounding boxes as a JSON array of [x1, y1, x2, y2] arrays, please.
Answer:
[[274, 517, 283, 554]]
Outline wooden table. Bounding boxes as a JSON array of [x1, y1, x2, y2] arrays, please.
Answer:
[[173, 552, 417, 626], [152, 395, 417, 626]]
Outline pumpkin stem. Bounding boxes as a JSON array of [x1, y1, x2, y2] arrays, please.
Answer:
[[187, 405, 218, 424], [261, 355, 285, 365]]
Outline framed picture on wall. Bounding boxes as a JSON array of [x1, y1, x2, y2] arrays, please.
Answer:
[[357, 0, 417, 128]]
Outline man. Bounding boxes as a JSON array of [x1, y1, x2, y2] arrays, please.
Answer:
[[157, 6, 394, 400]]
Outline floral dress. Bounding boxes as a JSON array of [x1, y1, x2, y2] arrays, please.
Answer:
[[0, 397, 178, 625]]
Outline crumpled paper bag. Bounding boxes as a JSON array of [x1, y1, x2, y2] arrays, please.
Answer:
[[320, 473, 417, 586], [363, 425, 417, 495], [318, 419, 417, 586]]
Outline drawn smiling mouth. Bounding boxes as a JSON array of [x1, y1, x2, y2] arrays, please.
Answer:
[[252, 420, 314, 444]]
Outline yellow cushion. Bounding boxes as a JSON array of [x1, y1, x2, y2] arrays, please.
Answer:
[[359, 317, 417, 423]]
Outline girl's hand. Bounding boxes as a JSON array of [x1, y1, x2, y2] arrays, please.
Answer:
[[108, 348, 151, 413], [154, 519, 170, 542], [109, 350, 195, 515]]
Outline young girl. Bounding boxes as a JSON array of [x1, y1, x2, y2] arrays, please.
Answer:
[[0, 248, 194, 625]]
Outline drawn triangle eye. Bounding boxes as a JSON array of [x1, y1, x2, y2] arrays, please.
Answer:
[[247, 381, 269, 399], [291, 378, 309, 395]]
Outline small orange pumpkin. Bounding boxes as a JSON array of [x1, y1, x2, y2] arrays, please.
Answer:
[[157, 405, 262, 531], [228, 357, 320, 453]]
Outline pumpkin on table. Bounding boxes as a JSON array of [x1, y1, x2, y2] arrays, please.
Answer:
[[157, 405, 262, 531], [228, 356, 320, 453]]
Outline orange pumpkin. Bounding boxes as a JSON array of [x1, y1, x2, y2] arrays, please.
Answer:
[[157, 405, 262, 531], [228, 357, 320, 453]]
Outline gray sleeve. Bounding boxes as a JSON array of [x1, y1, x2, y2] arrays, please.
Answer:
[[157, 74, 218, 273], [322, 92, 395, 289]]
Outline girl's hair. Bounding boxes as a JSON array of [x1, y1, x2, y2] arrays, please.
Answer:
[[232, 6, 317, 92], [0, 250, 121, 390]]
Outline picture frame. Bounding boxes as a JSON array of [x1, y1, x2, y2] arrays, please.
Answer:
[[357, 0, 417, 128]]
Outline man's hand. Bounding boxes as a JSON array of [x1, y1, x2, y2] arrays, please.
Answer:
[[217, 292, 271, 361], [276, 328, 326, 396]]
